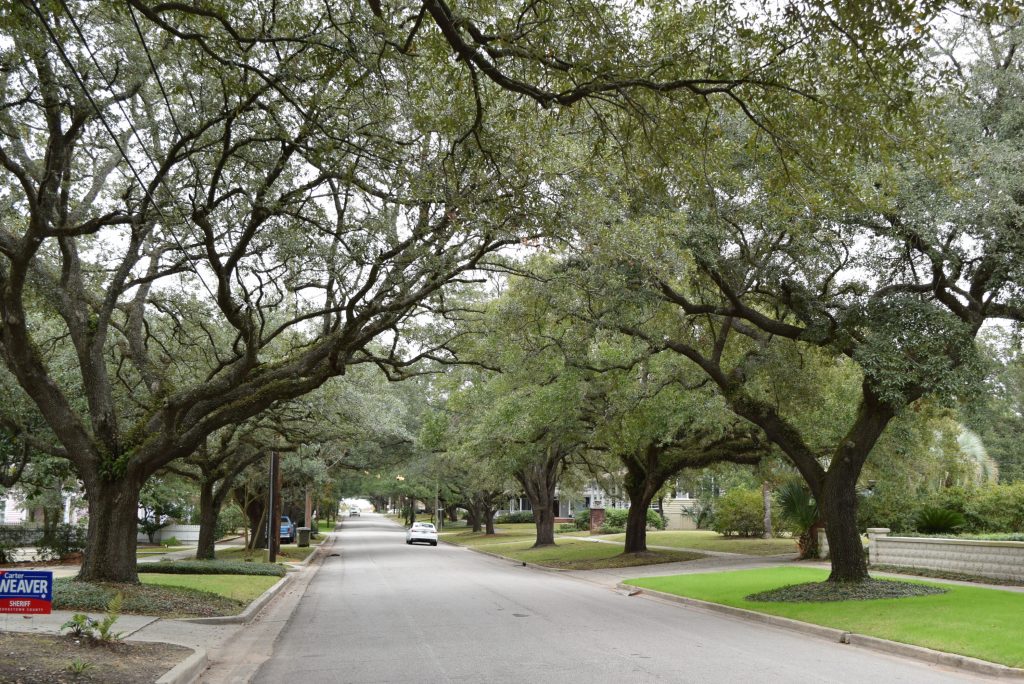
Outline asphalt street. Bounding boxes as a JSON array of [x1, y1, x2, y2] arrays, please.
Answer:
[[253, 514, 990, 684]]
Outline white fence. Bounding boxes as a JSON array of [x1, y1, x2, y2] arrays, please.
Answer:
[[137, 524, 201, 544]]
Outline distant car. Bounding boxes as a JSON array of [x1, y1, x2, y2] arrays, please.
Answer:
[[406, 522, 438, 546], [280, 515, 296, 544], [349, 507, 361, 517]]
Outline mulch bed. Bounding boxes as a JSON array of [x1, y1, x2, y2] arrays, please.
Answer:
[[0, 632, 189, 683], [747, 579, 948, 602]]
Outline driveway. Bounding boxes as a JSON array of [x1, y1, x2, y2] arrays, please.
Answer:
[[253, 514, 991, 683]]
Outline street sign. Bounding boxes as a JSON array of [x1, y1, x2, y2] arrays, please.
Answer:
[[0, 570, 53, 614]]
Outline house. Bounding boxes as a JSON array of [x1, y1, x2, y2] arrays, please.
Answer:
[[0, 489, 86, 526], [502, 481, 701, 530]]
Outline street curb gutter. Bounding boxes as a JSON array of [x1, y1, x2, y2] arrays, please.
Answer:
[[155, 647, 208, 684], [618, 583, 1024, 680], [181, 572, 294, 625]]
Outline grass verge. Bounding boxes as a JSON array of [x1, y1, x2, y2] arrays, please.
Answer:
[[625, 566, 1024, 667], [140, 573, 279, 603], [601, 530, 797, 556], [449, 536, 703, 570]]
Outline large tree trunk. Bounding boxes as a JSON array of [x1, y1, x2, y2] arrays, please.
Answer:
[[820, 470, 868, 582], [532, 500, 556, 546], [623, 503, 653, 553], [622, 445, 665, 554], [195, 481, 219, 560], [484, 507, 496, 535], [517, 447, 563, 548], [762, 482, 773, 539], [244, 496, 268, 550], [467, 502, 482, 532], [78, 477, 144, 583]]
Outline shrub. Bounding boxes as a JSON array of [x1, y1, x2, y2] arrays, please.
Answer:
[[964, 484, 1024, 533], [136, 560, 286, 577], [557, 523, 576, 532], [711, 488, 765, 537], [647, 508, 667, 530], [915, 507, 966, 534], [598, 524, 625, 534], [603, 508, 629, 528], [162, 536, 180, 547], [495, 512, 534, 524], [857, 484, 918, 533], [574, 509, 590, 530], [37, 523, 87, 561], [924, 484, 1024, 534], [599, 507, 665, 531]]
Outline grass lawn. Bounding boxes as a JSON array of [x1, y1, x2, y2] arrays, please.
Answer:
[[440, 523, 538, 548], [140, 573, 279, 603], [601, 530, 797, 556], [625, 566, 1024, 668], [445, 535, 702, 570], [215, 544, 317, 563]]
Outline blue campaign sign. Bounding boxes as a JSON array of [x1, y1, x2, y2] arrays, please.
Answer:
[[0, 569, 53, 614]]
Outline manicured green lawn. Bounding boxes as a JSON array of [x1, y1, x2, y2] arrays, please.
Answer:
[[601, 530, 797, 556], [625, 566, 1024, 667], [140, 573, 280, 603]]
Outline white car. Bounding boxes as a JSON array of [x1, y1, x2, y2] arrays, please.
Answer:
[[406, 522, 438, 546]]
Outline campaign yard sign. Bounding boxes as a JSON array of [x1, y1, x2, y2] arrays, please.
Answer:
[[0, 570, 53, 614]]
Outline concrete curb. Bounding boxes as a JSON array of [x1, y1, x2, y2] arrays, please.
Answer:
[[154, 646, 208, 684], [618, 583, 1024, 680], [180, 572, 294, 625]]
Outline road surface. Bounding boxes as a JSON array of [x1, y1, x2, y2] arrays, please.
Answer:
[[254, 514, 990, 683]]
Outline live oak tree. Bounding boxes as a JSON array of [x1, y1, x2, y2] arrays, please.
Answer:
[[0, 1, 553, 581], [563, 10, 1024, 582]]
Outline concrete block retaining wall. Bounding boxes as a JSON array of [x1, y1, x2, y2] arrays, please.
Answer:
[[868, 529, 1024, 582]]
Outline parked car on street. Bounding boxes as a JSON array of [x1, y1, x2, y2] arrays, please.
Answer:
[[406, 522, 438, 546], [349, 507, 361, 517], [280, 515, 296, 544]]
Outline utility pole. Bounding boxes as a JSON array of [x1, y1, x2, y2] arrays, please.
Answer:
[[435, 480, 442, 531], [268, 451, 281, 563]]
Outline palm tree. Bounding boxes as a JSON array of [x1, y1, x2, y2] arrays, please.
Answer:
[[777, 479, 821, 559]]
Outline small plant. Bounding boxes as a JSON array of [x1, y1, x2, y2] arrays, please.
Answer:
[[557, 523, 576, 532], [61, 613, 98, 639], [66, 660, 94, 676], [95, 592, 125, 642], [162, 536, 181, 547], [915, 507, 966, 534]]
